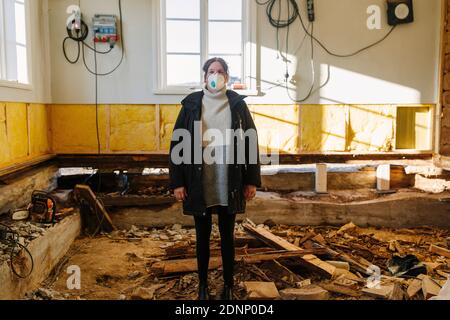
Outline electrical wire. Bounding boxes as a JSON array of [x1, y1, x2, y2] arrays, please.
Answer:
[[256, 0, 398, 102], [285, 24, 315, 102], [63, 0, 125, 76], [0, 222, 34, 279], [256, 0, 397, 58], [62, 1, 124, 216]]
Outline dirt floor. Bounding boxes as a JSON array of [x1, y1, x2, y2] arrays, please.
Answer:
[[27, 221, 450, 301]]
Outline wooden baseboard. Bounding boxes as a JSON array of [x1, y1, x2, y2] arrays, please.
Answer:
[[0, 154, 57, 179]]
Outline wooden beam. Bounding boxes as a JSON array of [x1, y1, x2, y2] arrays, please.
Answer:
[[55, 153, 433, 170], [0, 154, 56, 180], [150, 249, 326, 276], [74, 184, 116, 232], [242, 220, 336, 278]]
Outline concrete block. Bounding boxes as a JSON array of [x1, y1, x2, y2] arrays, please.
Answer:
[[377, 164, 391, 191], [315, 163, 327, 194]]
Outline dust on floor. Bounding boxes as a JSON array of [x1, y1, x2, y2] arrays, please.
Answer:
[[26, 220, 450, 301]]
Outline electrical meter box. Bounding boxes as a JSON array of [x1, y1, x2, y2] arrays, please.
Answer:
[[92, 14, 118, 45]]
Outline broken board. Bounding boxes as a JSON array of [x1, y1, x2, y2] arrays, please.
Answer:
[[151, 249, 326, 276], [74, 184, 116, 233], [242, 220, 336, 278]]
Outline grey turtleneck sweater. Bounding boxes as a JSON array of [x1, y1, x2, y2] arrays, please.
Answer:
[[201, 86, 231, 208]]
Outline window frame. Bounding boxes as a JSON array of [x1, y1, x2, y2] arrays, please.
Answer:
[[152, 0, 257, 96], [0, 0, 32, 90]]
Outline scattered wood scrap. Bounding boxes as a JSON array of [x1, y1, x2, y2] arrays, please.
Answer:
[[429, 244, 450, 258], [320, 283, 361, 298], [242, 219, 336, 278], [151, 249, 326, 276], [244, 282, 280, 300], [279, 285, 329, 300], [422, 276, 441, 300]]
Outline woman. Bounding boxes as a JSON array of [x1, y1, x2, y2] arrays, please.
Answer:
[[169, 57, 261, 300]]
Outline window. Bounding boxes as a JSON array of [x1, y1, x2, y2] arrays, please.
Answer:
[[154, 0, 256, 94], [0, 0, 30, 87]]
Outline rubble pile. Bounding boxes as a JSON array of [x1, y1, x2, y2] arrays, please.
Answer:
[[0, 222, 49, 265], [31, 221, 450, 301]]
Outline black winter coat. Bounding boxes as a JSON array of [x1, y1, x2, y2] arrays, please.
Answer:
[[169, 90, 262, 217]]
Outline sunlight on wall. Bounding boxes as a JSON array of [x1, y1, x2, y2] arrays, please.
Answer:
[[319, 65, 422, 104]]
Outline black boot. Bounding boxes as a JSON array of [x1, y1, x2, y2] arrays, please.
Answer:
[[220, 285, 233, 300], [198, 284, 210, 300]]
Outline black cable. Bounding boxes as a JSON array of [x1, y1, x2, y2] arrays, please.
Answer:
[[256, 0, 397, 58], [0, 222, 34, 279], [62, 0, 125, 76], [62, 20, 88, 64], [94, 41, 101, 155]]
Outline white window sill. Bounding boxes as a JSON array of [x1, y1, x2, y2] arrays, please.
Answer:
[[0, 80, 33, 91], [153, 88, 260, 96]]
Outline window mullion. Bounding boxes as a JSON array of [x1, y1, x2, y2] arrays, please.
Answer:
[[161, 0, 167, 89], [200, 0, 208, 83], [0, 0, 7, 80]]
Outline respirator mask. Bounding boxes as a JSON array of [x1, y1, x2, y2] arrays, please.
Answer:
[[207, 73, 226, 93]]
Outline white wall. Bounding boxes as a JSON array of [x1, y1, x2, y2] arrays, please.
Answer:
[[0, 0, 52, 103], [48, 0, 442, 105]]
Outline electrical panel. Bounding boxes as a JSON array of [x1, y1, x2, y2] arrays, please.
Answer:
[[92, 14, 119, 45]]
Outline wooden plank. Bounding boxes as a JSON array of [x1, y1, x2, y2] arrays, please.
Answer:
[[55, 153, 433, 170], [422, 276, 442, 300], [242, 220, 336, 278], [74, 184, 116, 232], [151, 249, 326, 276], [310, 241, 373, 276], [407, 278, 423, 299], [242, 222, 301, 251], [0, 154, 56, 180], [430, 244, 450, 258], [244, 282, 280, 300], [320, 283, 361, 298], [362, 285, 395, 299], [280, 286, 329, 300]]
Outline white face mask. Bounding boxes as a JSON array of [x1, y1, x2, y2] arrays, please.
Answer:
[[207, 73, 226, 92]]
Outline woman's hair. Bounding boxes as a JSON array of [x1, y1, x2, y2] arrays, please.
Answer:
[[202, 57, 229, 80]]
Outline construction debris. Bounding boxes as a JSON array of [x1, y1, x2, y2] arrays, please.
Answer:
[[29, 220, 450, 300], [243, 282, 280, 300], [422, 276, 442, 300], [387, 254, 427, 277], [74, 184, 116, 234], [430, 244, 450, 258], [280, 285, 329, 300]]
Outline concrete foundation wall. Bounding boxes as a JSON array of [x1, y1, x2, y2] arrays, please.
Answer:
[[110, 191, 450, 230], [0, 165, 59, 214]]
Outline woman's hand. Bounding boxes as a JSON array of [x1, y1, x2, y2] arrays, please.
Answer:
[[174, 187, 188, 202], [244, 185, 257, 201]]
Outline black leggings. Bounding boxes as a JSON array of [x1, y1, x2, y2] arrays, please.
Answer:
[[194, 206, 236, 287]]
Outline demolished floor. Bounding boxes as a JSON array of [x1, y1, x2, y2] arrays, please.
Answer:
[[24, 219, 450, 301]]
